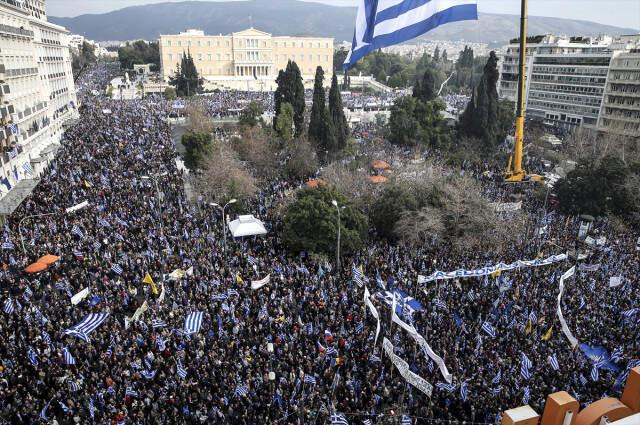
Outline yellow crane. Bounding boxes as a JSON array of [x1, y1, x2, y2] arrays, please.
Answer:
[[504, 0, 544, 183]]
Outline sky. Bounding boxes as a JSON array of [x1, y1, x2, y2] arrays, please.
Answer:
[[48, 0, 640, 30]]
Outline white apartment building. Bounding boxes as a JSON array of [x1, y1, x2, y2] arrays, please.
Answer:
[[597, 36, 640, 138], [0, 0, 78, 212], [498, 35, 614, 130]]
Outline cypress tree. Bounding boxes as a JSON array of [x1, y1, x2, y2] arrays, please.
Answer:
[[309, 66, 326, 146], [274, 61, 305, 137], [328, 74, 348, 151], [414, 70, 435, 103], [460, 51, 500, 145]]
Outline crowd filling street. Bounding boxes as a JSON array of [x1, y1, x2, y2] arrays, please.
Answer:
[[0, 65, 638, 425]]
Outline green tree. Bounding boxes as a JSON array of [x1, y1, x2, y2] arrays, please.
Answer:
[[371, 183, 419, 240], [309, 66, 327, 146], [238, 101, 264, 127], [433, 46, 440, 62], [413, 69, 436, 103], [275, 102, 294, 142], [388, 96, 420, 147], [274, 61, 306, 137], [182, 130, 213, 170], [328, 73, 349, 152], [117, 40, 160, 70], [169, 51, 203, 97], [72, 41, 97, 78], [283, 186, 368, 255], [106, 85, 114, 98], [460, 51, 500, 145], [164, 87, 177, 101]]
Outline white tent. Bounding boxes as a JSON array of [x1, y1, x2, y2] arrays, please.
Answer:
[[228, 215, 268, 238]]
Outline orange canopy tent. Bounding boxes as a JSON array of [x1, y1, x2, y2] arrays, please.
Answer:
[[370, 160, 391, 170], [36, 254, 60, 265], [368, 175, 389, 184], [25, 262, 48, 273], [306, 179, 326, 188]]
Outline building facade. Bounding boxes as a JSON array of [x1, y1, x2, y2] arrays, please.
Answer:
[[159, 28, 334, 91], [0, 0, 78, 203], [597, 48, 640, 138], [498, 35, 614, 129]]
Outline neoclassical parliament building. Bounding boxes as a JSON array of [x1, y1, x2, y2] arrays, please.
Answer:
[[159, 28, 334, 91]]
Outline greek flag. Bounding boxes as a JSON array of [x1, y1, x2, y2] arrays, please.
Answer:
[[331, 413, 349, 425], [63, 347, 76, 365], [72, 249, 84, 260], [71, 225, 84, 238], [3, 298, 14, 314], [125, 386, 139, 398], [355, 320, 364, 334], [304, 375, 317, 385], [579, 374, 588, 386], [402, 415, 413, 425], [591, 364, 600, 381], [460, 381, 469, 401], [68, 380, 81, 392], [363, 420, 373, 425], [111, 263, 123, 275], [435, 382, 456, 392], [491, 369, 502, 384], [63, 312, 109, 342], [548, 354, 560, 371], [521, 352, 532, 380], [610, 347, 623, 363], [369, 354, 382, 363], [344, 0, 478, 68], [234, 383, 249, 397], [152, 319, 167, 328], [27, 346, 39, 365], [58, 401, 71, 413], [98, 218, 111, 227], [352, 264, 364, 287], [227, 289, 240, 297], [23, 162, 33, 176], [621, 308, 639, 319], [40, 400, 51, 420], [41, 330, 52, 345], [528, 311, 537, 323], [142, 369, 156, 380], [247, 255, 257, 266], [88, 398, 96, 418], [157, 335, 166, 351], [433, 298, 447, 309], [522, 386, 530, 404], [176, 359, 188, 379], [326, 346, 338, 356], [481, 322, 496, 338], [1, 241, 14, 250], [184, 311, 203, 335]]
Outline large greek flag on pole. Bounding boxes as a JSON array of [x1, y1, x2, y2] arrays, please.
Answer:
[[344, 0, 478, 69]]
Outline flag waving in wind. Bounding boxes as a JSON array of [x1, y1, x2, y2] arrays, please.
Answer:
[[344, 0, 478, 69]]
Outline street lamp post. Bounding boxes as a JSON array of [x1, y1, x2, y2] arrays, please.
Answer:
[[141, 172, 168, 232], [331, 200, 344, 270], [19, 212, 57, 254], [210, 199, 237, 257]]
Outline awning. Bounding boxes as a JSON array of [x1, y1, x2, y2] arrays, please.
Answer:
[[228, 215, 268, 238], [0, 179, 40, 216]]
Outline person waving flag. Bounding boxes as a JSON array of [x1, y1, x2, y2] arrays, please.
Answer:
[[344, 0, 478, 69]]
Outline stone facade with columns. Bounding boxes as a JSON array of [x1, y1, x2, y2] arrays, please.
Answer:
[[159, 28, 334, 91]]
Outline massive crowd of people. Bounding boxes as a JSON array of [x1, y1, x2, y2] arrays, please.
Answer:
[[0, 65, 637, 424]]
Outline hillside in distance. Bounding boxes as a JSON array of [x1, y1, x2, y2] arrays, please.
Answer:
[[50, 0, 637, 45]]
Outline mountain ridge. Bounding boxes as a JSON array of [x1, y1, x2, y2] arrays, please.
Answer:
[[49, 0, 637, 45]]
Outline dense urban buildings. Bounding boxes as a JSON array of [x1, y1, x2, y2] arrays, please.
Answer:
[[159, 28, 334, 91], [0, 0, 78, 204], [497, 34, 640, 138]]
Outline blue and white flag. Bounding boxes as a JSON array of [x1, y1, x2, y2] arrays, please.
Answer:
[[184, 311, 203, 335], [176, 359, 188, 379], [3, 298, 14, 314], [481, 321, 496, 338], [491, 369, 502, 385], [234, 383, 249, 397], [63, 347, 76, 365], [376, 289, 423, 316], [152, 319, 167, 328], [304, 375, 317, 385], [111, 263, 123, 275], [157, 335, 166, 351], [344, 0, 478, 68], [352, 264, 365, 287], [522, 386, 530, 404], [71, 225, 84, 238], [1, 241, 14, 250], [435, 382, 456, 392], [402, 415, 413, 425], [521, 352, 532, 380], [548, 354, 560, 371], [27, 346, 39, 366], [63, 312, 109, 342], [460, 381, 469, 401], [331, 413, 349, 425]]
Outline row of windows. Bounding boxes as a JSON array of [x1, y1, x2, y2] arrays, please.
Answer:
[[531, 74, 606, 85], [168, 53, 330, 63], [609, 83, 640, 94], [531, 66, 608, 76], [603, 108, 640, 119], [165, 38, 331, 49], [605, 95, 640, 108], [529, 82, 603, 95], [601, 118, 639, 131], [528, 91, 602, 106], [528, 99, 600, 116]]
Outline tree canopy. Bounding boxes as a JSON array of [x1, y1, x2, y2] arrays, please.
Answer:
[[274, 61, 306, 137], [118, 40, 160, 71], [283, 186, 368, 255], [169, 51, 203, 97], [182, 130, 213, 170]]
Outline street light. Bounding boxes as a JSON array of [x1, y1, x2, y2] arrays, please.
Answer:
[[331, 200, 345, 270], [210, 199, 237, 257], [141, 172, 168, 232]]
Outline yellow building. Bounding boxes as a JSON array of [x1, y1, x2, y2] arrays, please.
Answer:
[[159, 28, 334, 91]]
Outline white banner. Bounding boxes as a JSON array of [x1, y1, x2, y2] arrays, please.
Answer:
[[417, 253, 567, 283], [251, 274, 271, 290], [609, 276, 623, 288], [131, 300, 148, 323], [578, 222, 590, 238], [65, 200, 89, 214], [392, 296, 453, 383], [557, 266, 579, 349], [71, 287, 89, 305], [584, 236, 607, 247], [363, 287, 381, 345], [578, 263, 600, 272], [382, 338, 433, 397], [489, 201, 522, 212]]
